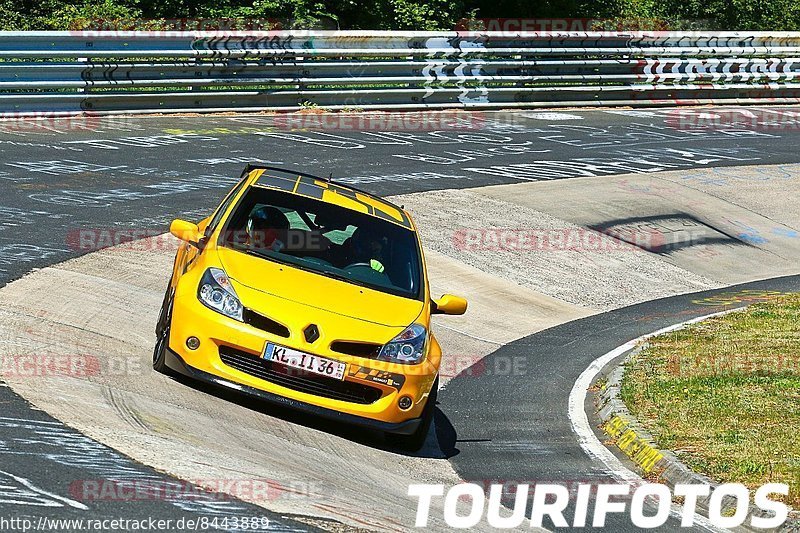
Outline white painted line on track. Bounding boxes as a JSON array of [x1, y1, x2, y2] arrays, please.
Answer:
[[567, 308, 744, 533], [0, 470, 89, 510], [522, 112, 585, 120]]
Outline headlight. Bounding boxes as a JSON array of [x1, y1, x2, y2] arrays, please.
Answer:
[[378, 324, 427, 364], [197, 268, 243, 321]]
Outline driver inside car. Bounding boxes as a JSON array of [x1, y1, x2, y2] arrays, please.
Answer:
[[246, 206, 290, 252], [348, 227, 387, 273]]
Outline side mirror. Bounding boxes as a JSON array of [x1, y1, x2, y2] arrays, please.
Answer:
[[170, 219, 202, 247], [432, 294, 468, 315]]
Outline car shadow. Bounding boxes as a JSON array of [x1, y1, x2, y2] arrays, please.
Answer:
[[169, 372, 459, 459]]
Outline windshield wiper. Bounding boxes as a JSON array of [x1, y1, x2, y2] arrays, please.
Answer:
[[236, 246, 375, 291], [313, 268, 373, 290], [240, 247, 287, 263]]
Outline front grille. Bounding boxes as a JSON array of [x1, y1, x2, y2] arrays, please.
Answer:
[[218, 346, 383, 405], [243, 308, 290, 338], [330, 341, 382, 358]]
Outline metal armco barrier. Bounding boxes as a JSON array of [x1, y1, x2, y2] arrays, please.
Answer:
[[2, 30, 800, 114]]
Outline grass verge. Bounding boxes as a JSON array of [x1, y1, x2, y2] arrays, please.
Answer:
[[621, 293, 800, 508]]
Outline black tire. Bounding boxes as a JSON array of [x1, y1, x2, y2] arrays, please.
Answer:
[[392, 377, 438, 452], [153, 286, 174, 376]]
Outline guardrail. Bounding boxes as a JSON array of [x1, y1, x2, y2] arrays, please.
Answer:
[[2, 30, 800, 114]]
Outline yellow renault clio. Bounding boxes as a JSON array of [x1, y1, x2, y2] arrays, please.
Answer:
[[154, 165, 467, 449]]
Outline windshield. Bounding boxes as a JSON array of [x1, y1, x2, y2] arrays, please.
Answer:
[[219, 186, 423, 300]]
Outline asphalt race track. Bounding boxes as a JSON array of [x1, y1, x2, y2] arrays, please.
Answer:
[[1, 107, 799, 531], [3, 107, 800, 283], [444, 274, 800, 530]]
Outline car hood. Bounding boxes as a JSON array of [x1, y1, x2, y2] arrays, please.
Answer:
[[216, 247, 424, 329]]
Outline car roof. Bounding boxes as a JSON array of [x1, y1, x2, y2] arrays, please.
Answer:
[[243, 165, 414, 230]]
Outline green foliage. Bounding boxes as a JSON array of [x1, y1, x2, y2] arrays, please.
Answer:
[[43, 0, 143, 30], [620, 294, 800, 507], [388, 0, 458, 30], [1, 0, 799, 30], [0, 0, 29, 30]]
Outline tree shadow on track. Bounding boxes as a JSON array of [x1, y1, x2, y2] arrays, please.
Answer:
[[169, 373, 460, 459]]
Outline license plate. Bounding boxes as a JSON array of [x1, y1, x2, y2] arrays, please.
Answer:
[[263, 343, 346, 380]]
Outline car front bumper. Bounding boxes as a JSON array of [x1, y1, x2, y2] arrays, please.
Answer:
[[166, 294, 437, 432], [164, 347, 423, 435]]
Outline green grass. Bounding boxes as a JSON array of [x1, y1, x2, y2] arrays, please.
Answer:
[[621, 293, 800, 507]]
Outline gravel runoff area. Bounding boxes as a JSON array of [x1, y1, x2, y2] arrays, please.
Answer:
[[393, 188, 720, 311], [393, 162, 800, 311]]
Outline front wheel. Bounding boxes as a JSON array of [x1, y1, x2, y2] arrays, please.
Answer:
[[391, 377, 438, 452], [152, 325, 172, 375], [153, 287, 174, 376]]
